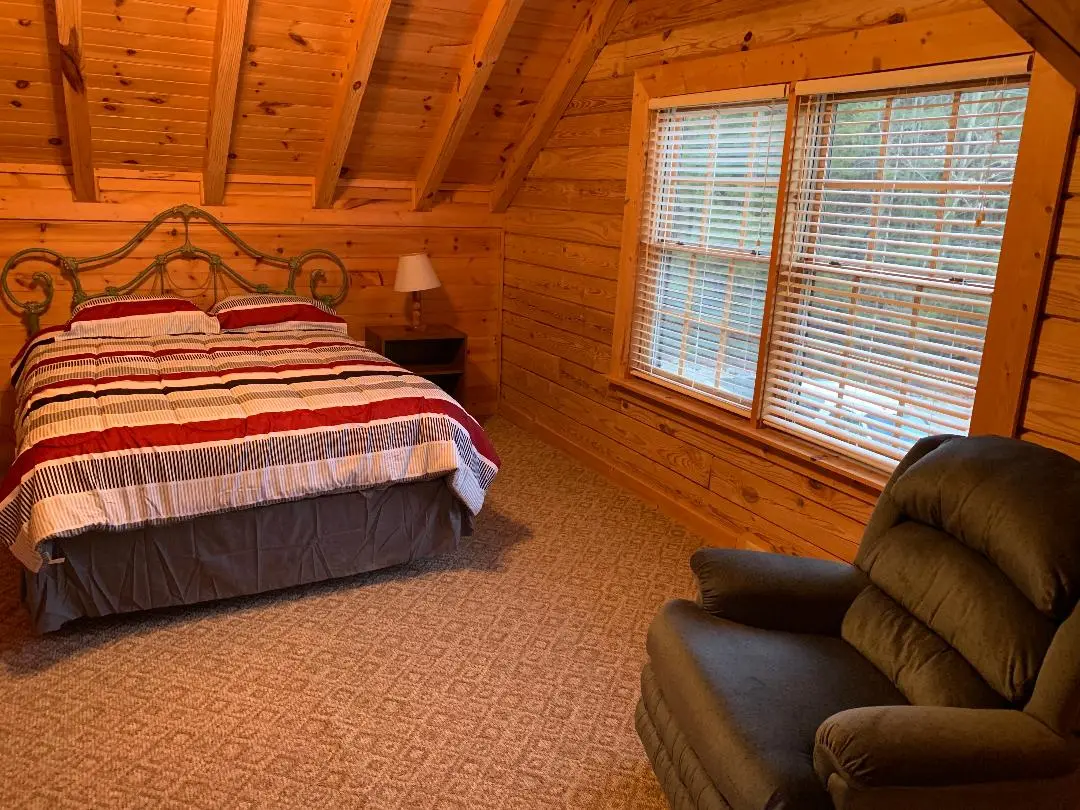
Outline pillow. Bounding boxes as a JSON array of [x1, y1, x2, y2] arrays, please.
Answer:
[[210, 294, 347, 333], [63, 294, 219, 339]]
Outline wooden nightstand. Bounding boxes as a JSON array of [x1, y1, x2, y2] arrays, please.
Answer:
[[365, 324, 467, 401]]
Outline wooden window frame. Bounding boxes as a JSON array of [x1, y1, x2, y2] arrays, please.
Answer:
[[609, 9, 1078, 490]]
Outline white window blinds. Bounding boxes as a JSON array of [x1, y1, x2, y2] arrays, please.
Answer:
[[629, 96, 787, 410], [762, 78, 1030, 467]]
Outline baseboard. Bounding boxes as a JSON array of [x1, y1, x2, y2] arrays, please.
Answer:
[[498, 398, 738, 549]]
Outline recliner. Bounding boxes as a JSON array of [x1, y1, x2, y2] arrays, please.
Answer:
[[636, 435, 1080, 810]]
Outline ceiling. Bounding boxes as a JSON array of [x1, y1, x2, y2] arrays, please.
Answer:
[[0, 0, 590, 190]]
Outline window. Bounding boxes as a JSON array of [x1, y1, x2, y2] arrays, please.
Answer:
[[624, 60, 1034, 471], [763, 78, 1030, 465], [629, 92, 787, 411]]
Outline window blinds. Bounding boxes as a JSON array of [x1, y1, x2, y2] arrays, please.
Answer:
[[629, 97, 787, 410], [761, 78, 1030, 467]]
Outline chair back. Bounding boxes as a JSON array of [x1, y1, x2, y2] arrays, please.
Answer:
[[845, 435, 1080, 738]]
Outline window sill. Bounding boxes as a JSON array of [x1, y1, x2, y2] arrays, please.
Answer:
[[608, 374, 890, 496]]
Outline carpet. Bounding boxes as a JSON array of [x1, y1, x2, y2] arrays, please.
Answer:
[[0, 416, 708, 809]]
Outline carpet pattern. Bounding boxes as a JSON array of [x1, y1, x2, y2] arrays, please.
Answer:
[[0, 417, 707, 809]]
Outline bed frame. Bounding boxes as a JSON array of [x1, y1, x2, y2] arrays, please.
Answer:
[[1, 206, 471, 633], [0, 203, 349, 335]]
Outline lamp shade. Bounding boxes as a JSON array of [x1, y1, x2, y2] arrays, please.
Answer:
[[394, 253, 441, 293]]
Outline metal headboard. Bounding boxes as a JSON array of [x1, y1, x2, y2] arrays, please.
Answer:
[[1, 204, 350, 335]]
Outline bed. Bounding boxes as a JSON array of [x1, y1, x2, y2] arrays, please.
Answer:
[[0, 205, 500, 633]]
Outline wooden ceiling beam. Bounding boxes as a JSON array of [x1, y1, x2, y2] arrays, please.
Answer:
[[489, 0, 630, 213], [983, 0, 1080, 90], [411, 0, 527, 211], [203, 0, 253, 205], [312, 0, 393, 209], [52, 0, 95, 202]]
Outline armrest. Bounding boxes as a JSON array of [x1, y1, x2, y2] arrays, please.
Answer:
[[689, 548, 867, 635], [814, 706, 1077, 790]]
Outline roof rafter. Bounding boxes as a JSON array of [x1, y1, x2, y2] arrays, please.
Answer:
[[51, 0, 95, 202], [411, 0, 527, 211], [489, 0, 630, 213], [203, 0, 253, 205], [983, 0, 1080, 90], [311, 0, 394, 209]]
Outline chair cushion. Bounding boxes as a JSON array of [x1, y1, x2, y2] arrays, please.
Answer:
[[647, 599, 907, 810], [875, 435, 1080, 621]]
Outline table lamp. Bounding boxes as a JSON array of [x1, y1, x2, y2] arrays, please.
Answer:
[[395, 252, 441, 331]]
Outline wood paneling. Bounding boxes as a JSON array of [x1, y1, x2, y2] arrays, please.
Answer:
[[970, 56, 1076, 435], [0, 0, 603, 197], [983, 0, 1080, 91], [497, 0, 1025, 561], [1022, 129, 1080, 454], [411, 0, 526, 210], [490, 0, 631, 211]]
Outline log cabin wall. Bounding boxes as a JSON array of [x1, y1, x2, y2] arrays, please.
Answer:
[[497, 0, 1078, 562], [1024, 143, 1080, 455]]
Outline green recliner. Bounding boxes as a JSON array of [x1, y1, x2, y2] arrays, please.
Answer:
[[636, 435, 1080, 810]]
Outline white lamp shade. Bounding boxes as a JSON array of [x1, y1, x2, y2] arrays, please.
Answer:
[[394, 253, 441, 292]]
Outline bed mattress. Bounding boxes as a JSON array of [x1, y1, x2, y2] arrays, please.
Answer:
[[1, 327, 499, 572]]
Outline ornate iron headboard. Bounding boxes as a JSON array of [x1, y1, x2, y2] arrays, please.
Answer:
[[1, 204, 350, 335]]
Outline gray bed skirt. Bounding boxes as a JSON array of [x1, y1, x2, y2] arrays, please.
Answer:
[[22, 477, 470, 634]]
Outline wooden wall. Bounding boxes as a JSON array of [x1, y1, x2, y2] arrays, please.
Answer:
[[1024, 140, 1080, 455], [0, 168, 501, 465], [496, 0, 1036, 562]]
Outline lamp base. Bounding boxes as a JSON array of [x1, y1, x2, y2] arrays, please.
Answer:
[[406, 290, 426, 331]]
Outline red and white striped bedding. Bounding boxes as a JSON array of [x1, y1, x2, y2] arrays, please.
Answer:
[[1, 328, 500, 571]]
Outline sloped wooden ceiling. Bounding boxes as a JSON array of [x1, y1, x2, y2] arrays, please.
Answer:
[[0, 0, 596, 208], [984, 0, 1080, 89]]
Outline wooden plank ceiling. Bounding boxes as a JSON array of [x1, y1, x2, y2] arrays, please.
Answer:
[[0, 0, 593, 207]]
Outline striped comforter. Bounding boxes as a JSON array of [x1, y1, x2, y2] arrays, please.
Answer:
[[1, 328, 500, 571]]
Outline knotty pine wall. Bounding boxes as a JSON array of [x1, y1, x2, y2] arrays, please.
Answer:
[[1024, 142, 1080, 455], [496, 0, 1076, 562], [0, 169, 502, 466]]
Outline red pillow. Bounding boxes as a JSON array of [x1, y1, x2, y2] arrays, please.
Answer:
[[210, 295, 347, 333]]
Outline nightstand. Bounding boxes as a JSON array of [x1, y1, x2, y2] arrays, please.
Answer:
[[365, 324, 467, 401]]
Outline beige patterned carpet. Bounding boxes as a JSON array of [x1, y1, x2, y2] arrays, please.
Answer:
[[0, 417, 707, 809]]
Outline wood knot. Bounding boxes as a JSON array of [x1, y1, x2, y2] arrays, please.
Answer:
[[740, 486, 760, 504], [15, 80, 29, 89], [352, 80, 363, 91], [886, 12, 906, 24]]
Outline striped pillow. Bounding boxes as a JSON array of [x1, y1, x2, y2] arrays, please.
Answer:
[[63, 295, 219, 339], [210, 294, 347, 333]]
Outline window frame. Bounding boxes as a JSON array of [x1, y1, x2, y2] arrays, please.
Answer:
[[629, 84, 790, 417], [609, 13, 1078, 489]]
